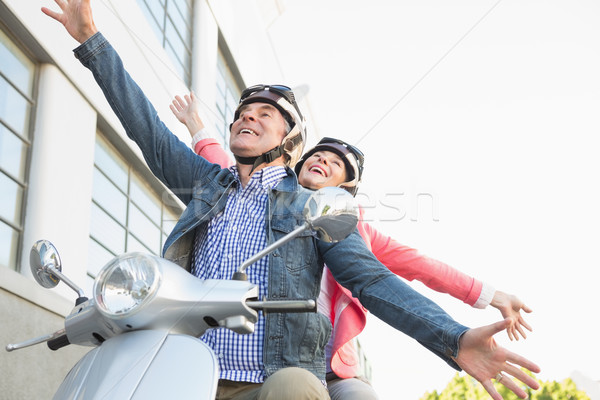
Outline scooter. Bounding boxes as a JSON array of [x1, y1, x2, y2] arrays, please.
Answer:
[[6, 187, 358, 399]]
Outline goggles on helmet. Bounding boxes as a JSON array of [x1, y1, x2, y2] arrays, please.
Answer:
[[237, 85, 305, 125], [318, 137, 364, 179]]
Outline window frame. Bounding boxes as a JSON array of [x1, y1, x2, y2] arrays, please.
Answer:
[[0, 23, 38, 271], [136, 0, 194, 86], [88, 132, 183, 288]]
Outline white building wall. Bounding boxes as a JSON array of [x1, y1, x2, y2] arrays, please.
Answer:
[[1, 1, 317, 397], [21, 64, 96, 300], [2, 0, 303, 295]]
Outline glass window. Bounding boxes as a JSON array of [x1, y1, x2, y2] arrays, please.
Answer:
[[129, 203, 161, 252], [88, 134, 183, 281], [0, 124, 28, 180], [0, 222, 19, 268], [0, 28, 35, 271], [94, 138, 128, 191], [91, 167, 128, 224], [215, 51, 241, 151], [0, 30, 34, 95], [137, 0, 193, 86], [0, 76, 32, 135], [0, 173, 23, 225]]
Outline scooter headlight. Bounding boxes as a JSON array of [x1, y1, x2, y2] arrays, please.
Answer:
[[94, 253, 161, 316]]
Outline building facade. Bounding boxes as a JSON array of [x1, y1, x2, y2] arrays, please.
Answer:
[[0, 1, 371, 397]]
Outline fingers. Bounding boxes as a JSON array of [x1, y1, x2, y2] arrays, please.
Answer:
[[41, 7, 63, 23], [498, 375, 528, 399], [507, 326, 516, 341], [521, 303, 533, 313], [505, 349, 541, 374], [515, 323, 527, 340], [487, 318, 512, 337], [42, 0, 69, 22], [504, 362, 540, 390], [170, 96, 188, 115], [480, 379, 502, 400], [519, 316, 533, 332], [174, 95, 185, 108]]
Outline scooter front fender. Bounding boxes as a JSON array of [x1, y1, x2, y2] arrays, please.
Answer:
[[55, 330, 218, 400]]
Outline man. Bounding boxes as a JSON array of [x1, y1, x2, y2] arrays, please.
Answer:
[[42, 2, 540, 399], [170, 92, 534, 400]]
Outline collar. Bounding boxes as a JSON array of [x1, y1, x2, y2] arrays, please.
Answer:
[[229, 165, 288, 191]]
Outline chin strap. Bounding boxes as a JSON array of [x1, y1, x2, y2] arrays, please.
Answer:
[[234, 133, 303, 174], [234, 145, 284, 173]]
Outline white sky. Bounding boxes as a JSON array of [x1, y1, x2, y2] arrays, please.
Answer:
[[266, 1, 600, 398]]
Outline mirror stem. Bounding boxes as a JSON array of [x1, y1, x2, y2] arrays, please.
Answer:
[[233, 224, 307, 279], [45, 265, 86, 298]]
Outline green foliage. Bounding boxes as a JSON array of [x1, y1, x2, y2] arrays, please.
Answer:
[[419, 373, 591, 400]]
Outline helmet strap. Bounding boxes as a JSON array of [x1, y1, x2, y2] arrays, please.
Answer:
[[232, 128, 303, 175], [234, 145, 285, 175]]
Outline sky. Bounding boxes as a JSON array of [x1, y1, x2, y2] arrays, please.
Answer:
[[264, 1, 600, 398]]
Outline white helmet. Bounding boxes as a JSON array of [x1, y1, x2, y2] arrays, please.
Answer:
[[294, 137, 365, 196], [231, 85, 307, 169]]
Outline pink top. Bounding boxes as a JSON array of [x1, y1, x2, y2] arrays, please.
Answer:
[[194, 138, 234, 168], [192, 136, 493, 378]]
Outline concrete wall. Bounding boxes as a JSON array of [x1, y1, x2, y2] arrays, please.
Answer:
[[0, 288, 90, 399]]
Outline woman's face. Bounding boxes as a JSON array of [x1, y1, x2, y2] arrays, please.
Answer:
[[298, 150, 347, 190]]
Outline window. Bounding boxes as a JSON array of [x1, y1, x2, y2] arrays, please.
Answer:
[[137, 0, 193, 86], [215, 50, 241, 150], [0, 28, 35, 270], [88, 133, 181, 291]]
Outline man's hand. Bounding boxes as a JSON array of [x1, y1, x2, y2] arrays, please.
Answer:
[[491, 291, 533, 341], [454, 319, 540, 400], [42, 0, 98, 44]]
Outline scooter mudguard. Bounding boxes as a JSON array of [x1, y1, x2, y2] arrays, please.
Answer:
[[54, 330, 219, 399]]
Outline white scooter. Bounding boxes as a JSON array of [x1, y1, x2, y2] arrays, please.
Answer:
[[6, 187, 358, 400]]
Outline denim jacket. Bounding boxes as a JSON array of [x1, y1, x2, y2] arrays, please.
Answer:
[[74, 32, 468, 380]]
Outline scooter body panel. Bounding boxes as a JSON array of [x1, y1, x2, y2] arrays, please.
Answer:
[[54, 330, 219, 399]]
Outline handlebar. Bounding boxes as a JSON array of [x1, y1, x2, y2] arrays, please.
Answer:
[[47, 334, 71, 351], [246, 299, 316, 313], [5, 328, 66, 352]]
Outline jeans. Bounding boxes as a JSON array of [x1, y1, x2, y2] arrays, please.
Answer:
[[216, 368, 330, 400]]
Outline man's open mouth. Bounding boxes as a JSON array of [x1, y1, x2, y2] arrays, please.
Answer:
[[240, 128, 258, 136]]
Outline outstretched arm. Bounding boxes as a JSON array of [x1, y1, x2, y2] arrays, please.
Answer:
[[363, 220, 532, 340], [455, 319, 540, 400], [321, 231, 540, 400]]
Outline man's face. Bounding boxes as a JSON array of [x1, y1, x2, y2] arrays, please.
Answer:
[[298, 150, 347, 190], [229, 102, 288, 159]]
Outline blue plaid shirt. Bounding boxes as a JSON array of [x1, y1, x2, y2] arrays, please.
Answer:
[[192, 165, 288, 383]]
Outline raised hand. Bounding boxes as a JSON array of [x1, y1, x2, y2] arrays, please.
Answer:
[[41, 0, 98, 44], [170, 92, 205, 136]]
